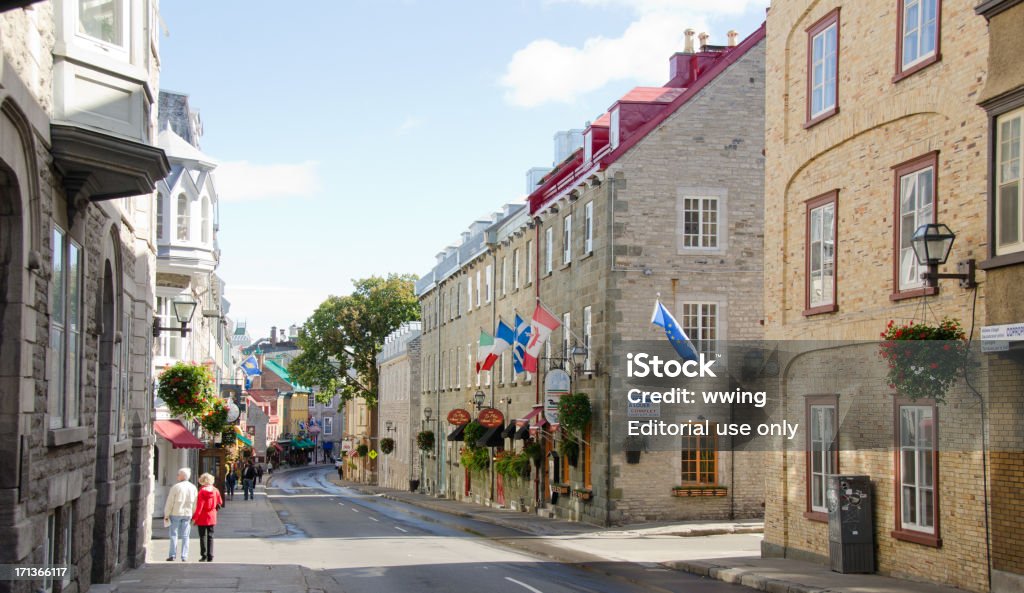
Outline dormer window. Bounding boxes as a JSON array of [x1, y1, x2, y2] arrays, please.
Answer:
[[584, 131, 593, 162], [610, 107, 621, 149], [78, 0, 127, 49]]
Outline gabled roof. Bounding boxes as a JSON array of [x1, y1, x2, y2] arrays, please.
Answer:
[[158, 127, 217, 168]]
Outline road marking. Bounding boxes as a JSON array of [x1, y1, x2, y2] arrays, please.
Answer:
[[369, 516, 379, 522], [505, 577, 544, 593], [395, 526, 408, 533], [352, 508, 359, 513], [338, 502, 345, 506]]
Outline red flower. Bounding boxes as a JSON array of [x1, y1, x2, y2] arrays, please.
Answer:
[[930, 363, 939, 369]]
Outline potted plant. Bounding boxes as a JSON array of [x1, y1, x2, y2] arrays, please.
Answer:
[[557, 392, 592, 437], [879, 318, 967, 403], [356, 443, 369, 457], [157, 362, 216, 419], [380, 437, 395, 455], [417, 430, 435, 452], [460, 446, 489, 472]]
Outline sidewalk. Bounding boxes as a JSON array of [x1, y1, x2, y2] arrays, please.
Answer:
[[148, 480, 285, 547], [337, 477, 972, 593]]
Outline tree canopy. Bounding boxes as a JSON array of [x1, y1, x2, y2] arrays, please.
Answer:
[[288, 274, 419, 408]]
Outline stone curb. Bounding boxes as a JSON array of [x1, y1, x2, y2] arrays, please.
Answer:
[[665, 560, 843, 593]]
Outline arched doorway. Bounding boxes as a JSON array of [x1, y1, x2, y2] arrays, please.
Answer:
[[92, 253, 120, 583], [0, 162, 25, 526]]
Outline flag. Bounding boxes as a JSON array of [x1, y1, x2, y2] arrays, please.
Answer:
[[651, 301, 699, 362], [482, 319, 515, 371], [523, 303, 561, 372], [476, 330, 495, 372], [244, 375, 252, 390], [241, 354, 262, 376], [513, 314, 532, 374]]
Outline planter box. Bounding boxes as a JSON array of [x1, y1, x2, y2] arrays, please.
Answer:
[[574, 489, 593, 501], [672, 487, 728, 497], [554, 484, 571, 495]]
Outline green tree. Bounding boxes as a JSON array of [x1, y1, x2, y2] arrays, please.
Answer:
[[289, 274, 419, 408]]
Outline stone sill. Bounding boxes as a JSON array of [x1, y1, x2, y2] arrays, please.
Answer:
[[48, 426, 88, 447]]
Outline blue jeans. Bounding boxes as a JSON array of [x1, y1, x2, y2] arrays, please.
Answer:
[[167, 516, 191, 560], [243, 479, 254, 500]]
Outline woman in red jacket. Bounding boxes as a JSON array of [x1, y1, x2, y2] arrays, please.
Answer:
[[192, 473, 224, 562]]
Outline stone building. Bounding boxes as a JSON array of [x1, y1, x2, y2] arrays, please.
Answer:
[[417, 26, 767, 525], [151, 90, 235, 517], [0, 1, 170, 590], [761, 1, 1003, 591], [376, 322, 422, 490], [974, 2, 1024, 591]]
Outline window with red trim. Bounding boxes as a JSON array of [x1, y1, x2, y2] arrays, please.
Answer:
[[895, 0, 941, 81]]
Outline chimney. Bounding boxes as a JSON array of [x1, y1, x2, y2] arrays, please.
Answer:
[[727, 30, 738, 47], [698, 32, 710, 51], [684, 29, 695, 53], [270, 326, 278, 345]]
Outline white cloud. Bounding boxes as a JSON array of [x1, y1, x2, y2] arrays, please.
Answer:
[[214, 160, 320, 202], [502, 0, 769, 107], [396, 115, 423, 136]]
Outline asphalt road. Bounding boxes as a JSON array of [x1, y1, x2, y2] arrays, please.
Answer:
[[242, 466, 748, 593]]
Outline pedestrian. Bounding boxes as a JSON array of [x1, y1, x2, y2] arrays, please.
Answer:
[[242, 462, 257, 500], [225, 467, 237, 500], [163, 467, 198, 562], [192, 473, 223, 562], [255, 463, 264, 484]]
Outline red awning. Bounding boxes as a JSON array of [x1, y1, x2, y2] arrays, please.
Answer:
[[153, 420, 205, 449]]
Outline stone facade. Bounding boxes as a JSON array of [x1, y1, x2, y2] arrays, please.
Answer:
[[417, 29, 767, 525], [0, 1, 170, 591], [376, 322, 422, 490], [762, 1, 999, 591]]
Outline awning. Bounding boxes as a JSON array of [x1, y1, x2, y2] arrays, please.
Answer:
[[294, 439, 315, 449], [153, 420, 205, 450], [514, 424, 530, 440], [270, 442, 283, 452], [446, 425, 465, 442], [477, 425, 505, 448], [236, 432, 253, 447], [501, 423, 517, 439]]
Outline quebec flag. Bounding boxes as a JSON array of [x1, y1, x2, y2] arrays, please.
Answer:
[[651, 301, 699, 362], [241, 355, 262, 376], [513, 314, 532, 374]]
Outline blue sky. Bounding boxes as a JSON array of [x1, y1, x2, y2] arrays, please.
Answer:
[[158, 0, 770, 340]]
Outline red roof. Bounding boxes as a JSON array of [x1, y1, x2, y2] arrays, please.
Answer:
[[153, 419, 205, 449], [619, 87, 684, 103]]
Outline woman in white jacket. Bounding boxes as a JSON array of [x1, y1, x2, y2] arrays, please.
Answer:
[[163, 467, 198, 561]]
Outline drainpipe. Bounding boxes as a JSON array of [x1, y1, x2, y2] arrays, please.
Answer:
[[436, 291, 444, 498]]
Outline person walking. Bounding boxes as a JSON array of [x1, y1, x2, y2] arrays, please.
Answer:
[[255, 463, 264, 484], [225, 467, 237, 500], [192, 473, 223, 562], [163, 467, 198, 562], [242, 462, 257, 500]]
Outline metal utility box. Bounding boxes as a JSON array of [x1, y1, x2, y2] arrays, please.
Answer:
[[827, 475, 875, 574]]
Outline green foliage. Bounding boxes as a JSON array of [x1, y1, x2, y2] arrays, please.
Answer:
[[558, 437, 580, 467], [356, 444, 369, 457], [494, 450, 532, 479], [879, 318, 967, 403], [157, 362, 216, 419], [460, 447, 489, 473], [200, 397, 230, 435], [380, 438, 395, 455], [557, 392, 592, 436], [416, 430, 435, 452], [523, 441, 543, 466], [462, 421, 486, 449], [290, 274, 420, 408]]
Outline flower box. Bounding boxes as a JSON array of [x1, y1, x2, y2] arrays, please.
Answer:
[[672, 486, 728, 497], [554, 483, 571, 495], [573, 488, 593, 502]]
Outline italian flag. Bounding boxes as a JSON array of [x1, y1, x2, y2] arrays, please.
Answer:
[[476, 330, 495, 373], [522, 303, 562, 373]]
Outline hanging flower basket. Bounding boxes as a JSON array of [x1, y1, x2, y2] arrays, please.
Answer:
[[557, 393, 592, 436], [157, 362, 216, 419], [200, 397, 230, 435], [356, 444, 369, 457], [558, 437, 580, 468], [879, 318, 967, 403], [460, 446, 489, 472], [417, 430, 435, 452], [380, 438, 395, 455]]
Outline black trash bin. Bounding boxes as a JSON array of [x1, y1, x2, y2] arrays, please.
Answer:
[[827, 474, 875, 574], [409, 479, 420, 492]]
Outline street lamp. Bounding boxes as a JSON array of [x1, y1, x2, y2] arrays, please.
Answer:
[[910, 223, 976, 288], [152, 299, 197, 337], [424, 407, 433, 422], [471, 390, 486, 411], [385, 420, 396, 434]]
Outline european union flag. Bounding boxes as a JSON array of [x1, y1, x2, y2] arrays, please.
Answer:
[[651, 301, 699, 362], [241, 354, 262, 376]]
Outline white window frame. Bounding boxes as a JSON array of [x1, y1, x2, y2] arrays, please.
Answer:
[[176, 194, 190, 241], [808, 200, 836, 309], [810, 21, 838, 120], [501, 256, 508, 296], [467, 276, 473, 311], [562, 312, 571, 359], [900, 0, 938, 71], [323, 416, 333, 435], [485, 264, 493, 303], [76, 0, 130, 53], [545, 227, 554, 274], [526, 240, 534, 284], [681, 196, 719, 249], [155, 296, 183, 360], [899, 405, 936, 534], [809, 404, 837, 513], [583, 306, 592, 370], [156, 193, 164, 241], [563, 214, 573, 265], [49, 226, 83, 430], [201, 196, 211, 244], [610, 107, 621, 149], [898, 166, 935, 291], [996, 108, 1024, 256], [513, 248, 520, 290], [680, 302, 718, 357], [475, 271, 481, 307], [584, 201, 594, 254]]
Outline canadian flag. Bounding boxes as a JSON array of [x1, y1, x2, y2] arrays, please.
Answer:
[[522, 303, 561, 373]]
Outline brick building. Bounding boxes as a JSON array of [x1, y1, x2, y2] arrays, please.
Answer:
[[417, 26, 767, 525], [376, 322, 422, 490], [0, 1, 171, 590], [760, 1, 1005, 591]]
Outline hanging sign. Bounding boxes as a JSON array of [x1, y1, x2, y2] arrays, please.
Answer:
[[447, 408, 472, 426], [478, 407, 504, 428], [544, 369, 571, 425]]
